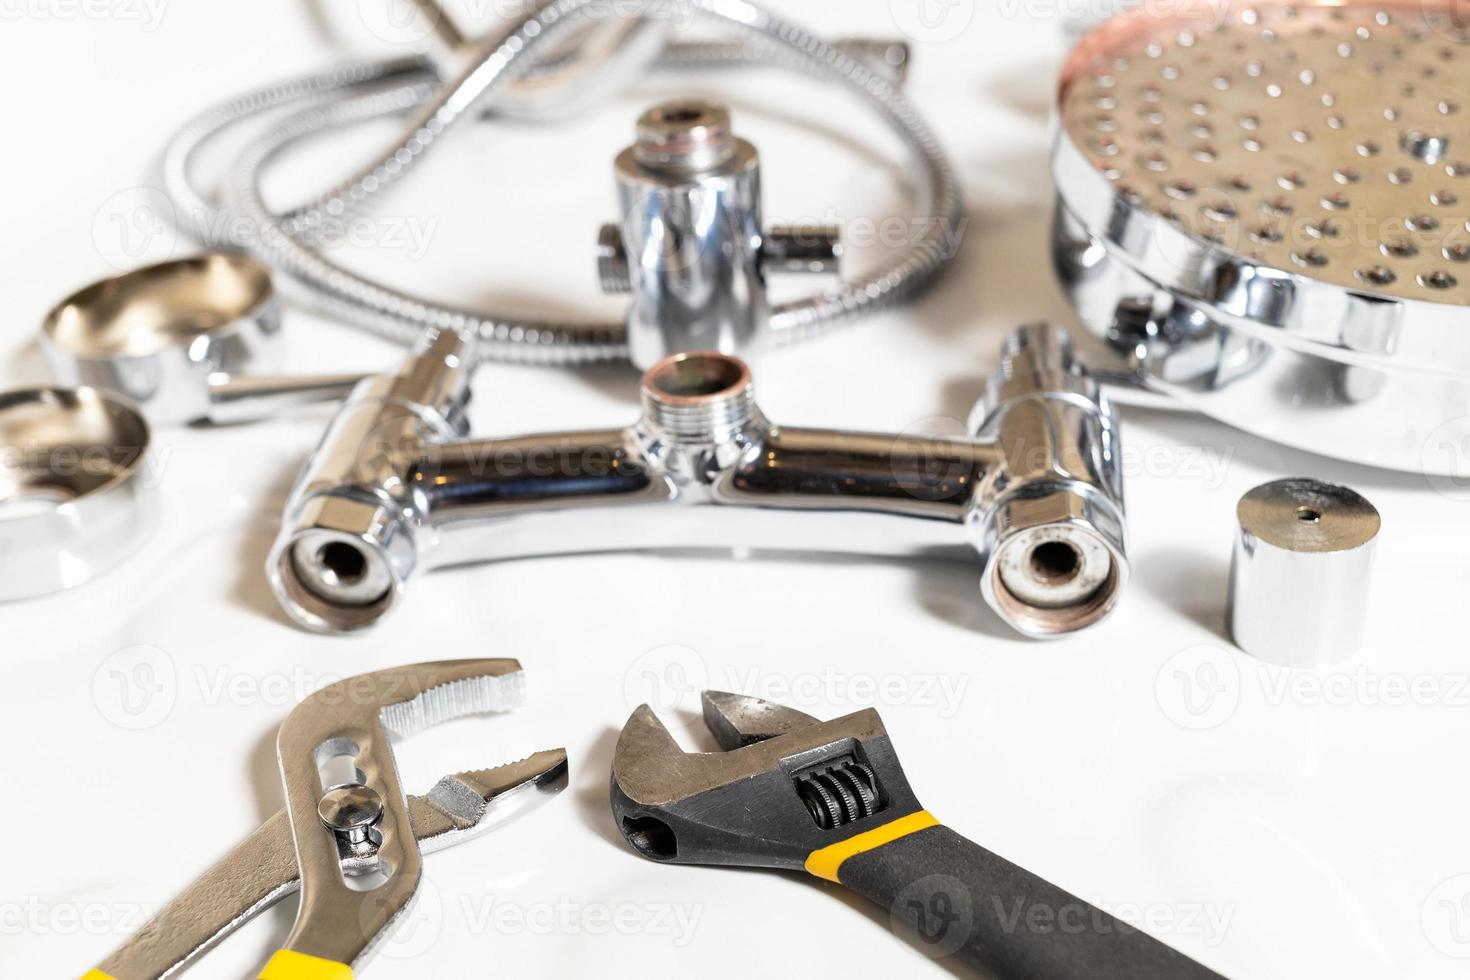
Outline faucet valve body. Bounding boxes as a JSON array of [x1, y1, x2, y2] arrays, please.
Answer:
[[269, 325, 1126, 638], [599, 100, 842, 369], [268, 329, 473, 634]]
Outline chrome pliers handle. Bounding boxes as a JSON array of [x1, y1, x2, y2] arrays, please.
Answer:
[[83, 659, 567, 980]]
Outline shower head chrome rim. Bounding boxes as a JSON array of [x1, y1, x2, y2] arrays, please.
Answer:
[[1054, 0, 1470, 375], [0, 387, 152, 599], [1052, 0, 1470, 474]]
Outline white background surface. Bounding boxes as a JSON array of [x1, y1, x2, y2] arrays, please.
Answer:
[[3, 2, 1469, 978]]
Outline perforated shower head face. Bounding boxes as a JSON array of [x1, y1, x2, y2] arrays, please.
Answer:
[[1059, 0, 1470, 303]]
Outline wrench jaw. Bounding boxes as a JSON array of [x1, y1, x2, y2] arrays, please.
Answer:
[[700, 690, 819, 748], [610, 693, 925, 873]]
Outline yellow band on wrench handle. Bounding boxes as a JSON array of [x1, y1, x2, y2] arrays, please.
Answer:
[[258, 949, 354, 980], [803, 809, 940, 883], [81, 972, 117, 979]]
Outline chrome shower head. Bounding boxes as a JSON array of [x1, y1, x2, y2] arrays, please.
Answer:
[[1052, 0, 1470, 473]]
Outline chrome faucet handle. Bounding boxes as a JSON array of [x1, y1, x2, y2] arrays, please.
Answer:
[[40, 255, 367, 426]]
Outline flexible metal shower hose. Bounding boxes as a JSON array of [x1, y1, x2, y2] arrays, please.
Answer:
[[164, 0, 965, 365]]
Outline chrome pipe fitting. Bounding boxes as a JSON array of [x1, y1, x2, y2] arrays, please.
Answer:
[[972, 328, 1128, 633], [267, 329, 474, 633], [41, 255, 365, 426], [599, 100, 843, 368], [269, 325, 1127, 639], [1228, 479, 1381, 667]]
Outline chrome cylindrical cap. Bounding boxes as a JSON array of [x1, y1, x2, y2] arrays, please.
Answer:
[[1227, 478, 1381, 666]]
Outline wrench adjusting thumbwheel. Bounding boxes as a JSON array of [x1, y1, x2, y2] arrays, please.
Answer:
[[1052, 0, 1470, 473]]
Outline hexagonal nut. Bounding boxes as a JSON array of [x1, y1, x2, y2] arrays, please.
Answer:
[[267, 494, 418, 634], [977, 486, 1128, 637]]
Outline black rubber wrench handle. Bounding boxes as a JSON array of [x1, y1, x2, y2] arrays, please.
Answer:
[[833, 824, 1228, 980]]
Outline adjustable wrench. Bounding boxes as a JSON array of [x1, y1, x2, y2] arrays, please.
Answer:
[[610, 692, 1227, 980], [83, 659, 567, 979]]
